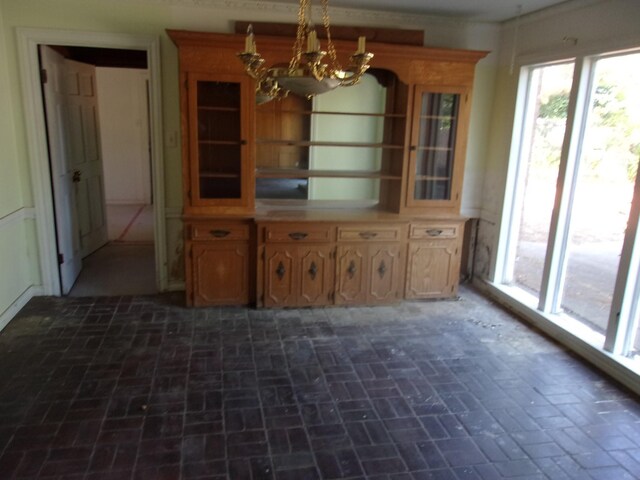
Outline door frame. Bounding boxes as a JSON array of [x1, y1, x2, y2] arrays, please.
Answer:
[[17, 28, 166, 295]]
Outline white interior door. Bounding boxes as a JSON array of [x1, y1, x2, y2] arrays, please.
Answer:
[[41, 46, 109, 294], [40, 46, 81, 294], [64, 58, 108, 258]]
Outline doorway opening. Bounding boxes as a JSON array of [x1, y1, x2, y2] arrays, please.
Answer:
[[40, 45, 156, 297]]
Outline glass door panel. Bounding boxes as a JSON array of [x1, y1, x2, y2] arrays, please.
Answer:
[[195, 80, 242, 200], [413, 92, 459, 201], [560, 53, 640, 336], [509, 63, 575, 298]]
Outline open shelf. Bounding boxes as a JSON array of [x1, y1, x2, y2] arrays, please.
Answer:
[[256, 139, 404, 149], [257, 109, 407, 119], [256, 168, 402, 180]]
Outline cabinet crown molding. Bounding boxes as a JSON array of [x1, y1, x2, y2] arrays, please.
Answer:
[[129, 0, 485, 27]]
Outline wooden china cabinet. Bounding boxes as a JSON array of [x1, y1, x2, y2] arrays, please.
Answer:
[[168, 28, 487, 307]]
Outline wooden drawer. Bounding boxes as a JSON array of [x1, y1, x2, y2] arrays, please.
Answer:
[[264, 223, 334, 243], [190, 222, 250, 241], [409, 223, 459, 239], [337, 225, 402, 242]]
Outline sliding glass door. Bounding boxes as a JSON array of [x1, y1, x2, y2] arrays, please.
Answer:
[[500, 50, 640, 362]]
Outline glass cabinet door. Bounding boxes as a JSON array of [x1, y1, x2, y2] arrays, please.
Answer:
[[408, 85, 468, 208], [188, 73, 253, 208]]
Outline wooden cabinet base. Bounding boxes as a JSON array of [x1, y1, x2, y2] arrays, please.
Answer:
[[185, 217, 463, 307], [185, 219, 253, 306]]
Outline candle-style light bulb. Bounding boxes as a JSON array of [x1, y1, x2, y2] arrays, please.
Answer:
[[245, 24, 256, 54], [356, 36, 366, 54], [307, 29, 318, 52]]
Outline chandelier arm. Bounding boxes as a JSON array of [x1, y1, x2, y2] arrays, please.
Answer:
[[309, 62, 326, 82]]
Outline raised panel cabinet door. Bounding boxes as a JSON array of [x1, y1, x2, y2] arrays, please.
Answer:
[[406, 239, 459, 299], [335, 245, 368, 305], [297, 246, 334, 306], [264, 247, 297, 307], [368, 244, 402, 303], [192, 243, 249, 306]]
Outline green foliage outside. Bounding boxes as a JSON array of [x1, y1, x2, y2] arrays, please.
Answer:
[[532, 74, 639, 182]]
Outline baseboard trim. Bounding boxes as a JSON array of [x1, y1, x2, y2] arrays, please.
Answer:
[[0, 285, 43, 332]]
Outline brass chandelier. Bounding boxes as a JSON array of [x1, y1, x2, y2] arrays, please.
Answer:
[[237, 0, 373, 103]]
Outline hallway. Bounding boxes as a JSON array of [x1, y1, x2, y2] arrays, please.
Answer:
[[69, 204, 155, 297]]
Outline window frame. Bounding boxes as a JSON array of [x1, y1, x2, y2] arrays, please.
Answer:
[[495, 48, 640, 360]]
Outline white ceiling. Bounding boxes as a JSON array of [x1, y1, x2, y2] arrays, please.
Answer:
[[270, 0, 572, 22]]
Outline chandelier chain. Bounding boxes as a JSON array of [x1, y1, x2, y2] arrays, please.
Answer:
[[289, 0, 308, 72], [321, 0, 342, 73]]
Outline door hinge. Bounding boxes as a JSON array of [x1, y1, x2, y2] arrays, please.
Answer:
[[188, 189, 192, 200], [57, 253, 64, 264], [40, 68, 48, 84]]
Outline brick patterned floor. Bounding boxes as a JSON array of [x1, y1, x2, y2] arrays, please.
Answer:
[[1, 287, 639, 479]]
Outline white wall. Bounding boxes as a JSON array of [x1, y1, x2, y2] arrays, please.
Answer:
[[96, 67, 151, 205], [476, 0, 640, 280], [0, 1, 41, 330], [309, 74, 385, 201]]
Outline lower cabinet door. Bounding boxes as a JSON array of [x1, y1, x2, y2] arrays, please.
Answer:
[[298, 246, 333, 306], [264, 247, 297, 307], [192, 242, 249, 306], [367, 244, 402, 303], [406, 239, 459, 299], [264, 245, 333, 307], [335, 245, 368, 305]]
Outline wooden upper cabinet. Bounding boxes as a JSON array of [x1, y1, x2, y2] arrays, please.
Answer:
[[185, 72, 255, 214], [406, 85, 471, 212], [168, 29, 487, 216]]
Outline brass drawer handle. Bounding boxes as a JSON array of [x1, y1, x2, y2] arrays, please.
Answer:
[[426, 229, 443, 236], [210, 229, 231, 238], [289, 232, 308, 240], [359, 231, 378, 240]]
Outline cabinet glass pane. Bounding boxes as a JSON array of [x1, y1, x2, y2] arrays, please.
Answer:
[[198, 81, 240, 109], [414, 93, 459, 201], [198, 110, 240, 142], [196, 80, 242, 199]]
